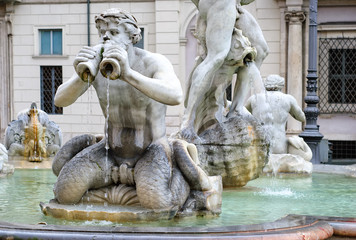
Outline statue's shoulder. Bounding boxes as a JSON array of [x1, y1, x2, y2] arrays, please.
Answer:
[[135, 47, 172, 68], [136, 47, 167, 59]]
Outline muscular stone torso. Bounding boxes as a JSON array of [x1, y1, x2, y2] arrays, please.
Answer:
[[249, 91, 292, 153], [92, 50, 167, 163]]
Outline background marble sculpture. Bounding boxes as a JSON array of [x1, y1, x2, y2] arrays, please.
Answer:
[[52, 8, 221, 217], [180, 0, 269, 140], [245, 74, 312, 174], [171, 0, 270, 187], [0, 143, 14, 177], [5, 102, 62, 161]]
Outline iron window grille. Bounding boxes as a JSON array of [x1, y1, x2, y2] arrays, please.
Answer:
[[318, 38, 356, 114], [40, 66, 63, 114], [329, 140, 356, 160]]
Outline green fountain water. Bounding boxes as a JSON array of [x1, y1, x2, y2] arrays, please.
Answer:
[[1, 169, 355, 227]]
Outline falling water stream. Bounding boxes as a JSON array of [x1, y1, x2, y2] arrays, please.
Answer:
[[87, 78, 91, 147], [103, 76, 111, 203], [85, 76, 92, 210]]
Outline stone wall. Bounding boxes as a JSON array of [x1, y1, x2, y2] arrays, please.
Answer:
[[0, 3, 12, 143], [7, 0, 292, 143], [7, 0, 356, 145], [10, 1, 184, 143]]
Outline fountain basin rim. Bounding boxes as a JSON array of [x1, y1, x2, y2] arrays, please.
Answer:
[[0, 215, 346, 239]]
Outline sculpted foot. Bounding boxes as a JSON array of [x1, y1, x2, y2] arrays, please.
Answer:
[[178, 127, 202, 144], [227, 106, 251, 119]]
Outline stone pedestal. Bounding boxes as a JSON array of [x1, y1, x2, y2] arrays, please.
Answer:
[[194, 114, 269, 187], [263, 154, 313, 175], [40, 201, 179, 222], [40, 175, 222, 222]]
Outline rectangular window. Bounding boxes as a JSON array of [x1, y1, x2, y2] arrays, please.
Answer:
[[328, 49, 356, 104], [319, 38, 356, 113], [40, 29, 63, 55], [40, 66, 63, 114]]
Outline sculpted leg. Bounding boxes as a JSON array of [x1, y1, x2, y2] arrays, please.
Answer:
[[173, 139, 211, 191], [134, 140, 190, 210], [226, 8, 270, 116], [173, 139, 222, 213], [228, 66, 249, 116], [52, 134, 98, 176], [54, 140, 116, 204], [236, 7, 269, 69], [180, 0, 237, 140], [288, 136, 313, 161]]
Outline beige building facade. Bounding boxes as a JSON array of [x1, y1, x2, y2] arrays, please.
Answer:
[[1, 0, 356, 162]]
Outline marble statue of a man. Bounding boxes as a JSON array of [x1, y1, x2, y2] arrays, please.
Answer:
[[53, 8, 217, 212], [246, 74, 312, 174]]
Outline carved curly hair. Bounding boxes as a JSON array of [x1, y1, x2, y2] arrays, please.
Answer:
[[264, 74, 285, 91], [95, 8, 142, 44]]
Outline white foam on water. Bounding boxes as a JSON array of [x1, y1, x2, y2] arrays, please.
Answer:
[[261, 187, 295, 197]]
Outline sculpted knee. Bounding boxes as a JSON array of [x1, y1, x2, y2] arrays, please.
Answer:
[[54, 179, 84, 204]]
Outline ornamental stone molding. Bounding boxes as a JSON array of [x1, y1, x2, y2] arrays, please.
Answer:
[[285, 11, 306, 24]]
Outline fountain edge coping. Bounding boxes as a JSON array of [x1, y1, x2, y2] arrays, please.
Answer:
[[0, 215, 340, 239], [313, 163, 356, 177]]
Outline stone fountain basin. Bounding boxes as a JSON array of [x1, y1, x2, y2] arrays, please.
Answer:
[[2, 166, 356, 239], [1, 215, 353, 239], [40, 201, 180, 222]]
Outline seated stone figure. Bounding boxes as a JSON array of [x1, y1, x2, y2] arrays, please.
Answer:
[[53, 8, 220, 215], [245, 75, 312, 174], [5, 102, 62, 161]]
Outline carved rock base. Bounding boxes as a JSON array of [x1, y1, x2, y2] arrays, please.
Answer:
[[40, 201, 180, 222], [194, 114, 269, 187], [263, 154, 313, 175], [40, 176, 222, 222]]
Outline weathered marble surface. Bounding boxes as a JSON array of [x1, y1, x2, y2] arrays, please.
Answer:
[[172, 0, 269, 187], [180, 0, 268, 140], [48, 8, 222, 221], [246, 75, 312, 174], [263, 154, 312, 175], [40, 200, 180, 222], [0, 143, 14, 177], [41, 175, 222, 222], [193, 115, 268, 187], [0, 143, 8, 170]]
